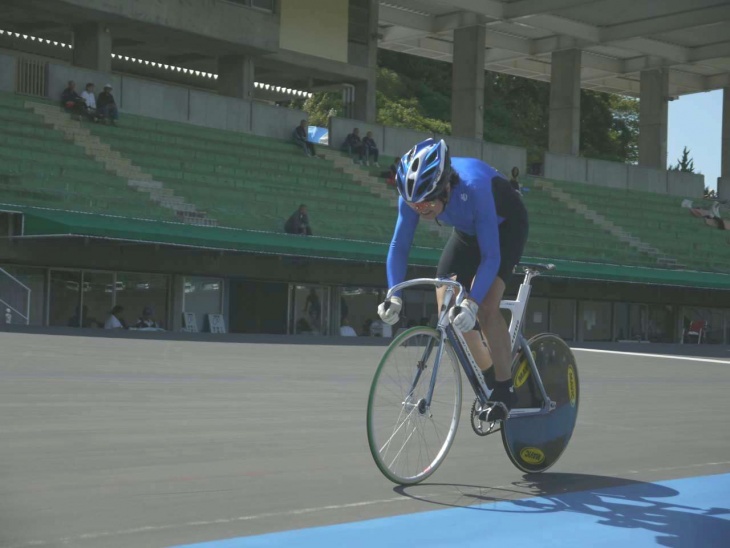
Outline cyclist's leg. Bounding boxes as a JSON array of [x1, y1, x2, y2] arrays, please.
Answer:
[[436, 285, 493, 372], [435, 230, 493, 375], [475, 278, 513, 381]]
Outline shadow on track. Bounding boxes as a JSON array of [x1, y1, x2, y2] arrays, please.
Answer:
[[395, 473, 730, 547]]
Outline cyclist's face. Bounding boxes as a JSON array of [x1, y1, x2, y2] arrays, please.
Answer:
[[408, 199, 443, 220]]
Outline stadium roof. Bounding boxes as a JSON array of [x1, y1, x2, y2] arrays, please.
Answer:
[[378, 0, 730, 97]]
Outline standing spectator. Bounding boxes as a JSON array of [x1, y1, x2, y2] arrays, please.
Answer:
[[284, 204, 313, 236], [293, 119, 315, 157], [342, 127, 365, 164], [362, 131, 380, 167], [60, 80, 87, 119], [80, 82, 99, 121], [104, 305, 127, 329], [97, 84, 119, 125], [304, 288, 321, 331]]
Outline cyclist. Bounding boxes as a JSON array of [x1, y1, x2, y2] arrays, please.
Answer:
[[377, 138, 528, 421]]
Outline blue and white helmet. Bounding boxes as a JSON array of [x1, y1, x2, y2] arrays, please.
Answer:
[[396, 138, 449, 203]]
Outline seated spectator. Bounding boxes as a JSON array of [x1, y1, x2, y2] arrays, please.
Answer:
[[340, 316, 357, 336], [684, 199, 729, 230], [284, 204, 313, 236], [134, 306, 160, 329], [381, 162, 397, 188], [80, 82, 99, 121], [509, 167, 520, 192], [67, 305, 101, 328], [293, 119, 315, 157], [60, 80, 87, 119], [362, 131, 380, 166], [342, 127, 365, 164], [104, 305, 127, 329], [97, 84, 119, 125]]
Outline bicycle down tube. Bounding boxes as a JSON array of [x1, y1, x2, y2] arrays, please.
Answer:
[[386, 271, 553, 419]]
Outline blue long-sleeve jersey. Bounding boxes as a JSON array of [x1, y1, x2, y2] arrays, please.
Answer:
[[386, 157, 504, 304]]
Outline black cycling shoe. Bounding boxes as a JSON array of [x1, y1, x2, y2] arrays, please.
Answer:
[[479, 380, 516, 422]]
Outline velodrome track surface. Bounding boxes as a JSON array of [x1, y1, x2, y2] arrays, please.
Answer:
[[1, 332, 729, 547]]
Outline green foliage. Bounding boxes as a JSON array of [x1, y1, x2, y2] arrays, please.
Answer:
[[669, 146, 696, 172], [296, 49, 640, 165]]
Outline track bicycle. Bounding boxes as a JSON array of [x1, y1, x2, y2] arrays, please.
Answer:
[[366, 263, 579, 485]]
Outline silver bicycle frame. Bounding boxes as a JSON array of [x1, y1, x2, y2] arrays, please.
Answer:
[[386, 267, 555, 419]]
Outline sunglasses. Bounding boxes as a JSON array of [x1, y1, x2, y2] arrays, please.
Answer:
[[412, 200, 438, 214]]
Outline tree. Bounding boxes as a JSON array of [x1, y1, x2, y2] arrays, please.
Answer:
[[669, 146, 695, 172]]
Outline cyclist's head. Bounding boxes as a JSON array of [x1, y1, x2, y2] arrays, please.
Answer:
[[396, 138, 451, 205]]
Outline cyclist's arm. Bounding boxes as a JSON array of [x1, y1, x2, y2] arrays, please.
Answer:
[[470, 186, 501, 304], [386, 197, 419, 296]]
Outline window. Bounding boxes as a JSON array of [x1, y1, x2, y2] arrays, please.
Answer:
[[184, 277, 223, 332], [0, 265, 44, 326], [290, 284, 330, 335], [549, 299, 576, 341], [578, 301, 612, 342], [338, 287, 382, 337], [49, 270, 82, 327], [225, 0, 274, 12], [524, 297, 548, 339], [116, 273, 169, 330]]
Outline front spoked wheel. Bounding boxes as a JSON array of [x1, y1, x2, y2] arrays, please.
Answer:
[[367, 327, 462, 485]]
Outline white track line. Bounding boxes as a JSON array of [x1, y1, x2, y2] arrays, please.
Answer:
[[572, 348, 730, 365]]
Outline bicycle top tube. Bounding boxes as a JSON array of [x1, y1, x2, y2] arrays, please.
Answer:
[[386, 278, 465, 304]]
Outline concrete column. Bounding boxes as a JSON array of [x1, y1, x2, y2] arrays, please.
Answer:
[[72, 23, 112, 72], [352, 0, 378, 123], [217, 55, 255, 99], [353, 74, 376, 123], [638, 68, 669, 169], [718, 88, 730, 199], [548, 49, 581, 155], [451, 25, 485, 139]]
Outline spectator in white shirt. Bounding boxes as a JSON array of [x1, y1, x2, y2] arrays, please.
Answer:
[[104, 305, 127, 329], [340, 316, 357, 337], [80, 82, 98, 121]]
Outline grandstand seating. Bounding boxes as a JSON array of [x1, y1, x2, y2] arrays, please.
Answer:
[[540, 178, 730, 273], [0, 93, 176, 221], [1, 89, 727, 274]]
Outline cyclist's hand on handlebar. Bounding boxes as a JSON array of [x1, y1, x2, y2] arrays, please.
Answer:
[[377, 296, 402, 326], [449, 297, 479, 332]]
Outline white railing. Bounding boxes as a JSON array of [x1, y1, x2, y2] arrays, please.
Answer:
[[0, 267, 31, 325]]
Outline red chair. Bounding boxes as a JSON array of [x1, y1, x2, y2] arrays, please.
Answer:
[[682, 320, 706, 344]]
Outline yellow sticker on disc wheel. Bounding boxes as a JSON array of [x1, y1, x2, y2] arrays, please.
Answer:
[[520, 447, 545, 465], [567, 365, 577, 407]]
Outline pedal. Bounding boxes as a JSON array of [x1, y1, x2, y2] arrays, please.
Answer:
[[470, 398, 501, 437]]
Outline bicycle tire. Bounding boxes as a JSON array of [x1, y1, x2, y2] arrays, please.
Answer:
[[501, 333, 579, 474], [367, 327, 462, 485]]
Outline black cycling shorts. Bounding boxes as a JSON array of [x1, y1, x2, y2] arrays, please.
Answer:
[[436, 199, 528, 292]]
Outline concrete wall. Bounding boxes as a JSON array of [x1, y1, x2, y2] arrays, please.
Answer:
[[436, 134, 482, 160], [544, 153, 588, 183], [382, 126, 432, 158], [251, 102, 305, 140], [0, 53, 17, 93], [329, 117, 384, 150], [718, 177, 730, 200], [280, 0, 347, 62], [42, 59, 305, 139], [188, 90, 251, 133], [60, 0, 279, 53], [483, 143, 527, 178], [47, 63, 121, 103], [586, 158, 628, 189], [120, 77, 189, 123], [667, 170, 704, 198], [544, 152, 705, 197], [629, 166, 667, 194]]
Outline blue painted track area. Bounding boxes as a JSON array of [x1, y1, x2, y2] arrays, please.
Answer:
[[176, 473, 730, 548]]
